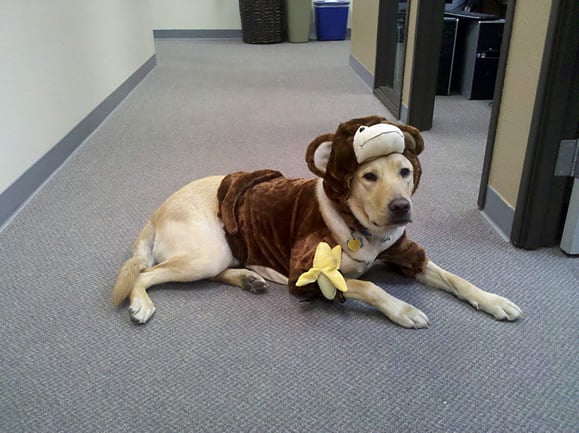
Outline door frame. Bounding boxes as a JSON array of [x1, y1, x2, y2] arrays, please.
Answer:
[[506, 0, 578, 249], [404, 0, 445, 130]]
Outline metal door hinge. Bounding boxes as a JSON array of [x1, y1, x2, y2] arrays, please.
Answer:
[[555, 139, 579, 177]]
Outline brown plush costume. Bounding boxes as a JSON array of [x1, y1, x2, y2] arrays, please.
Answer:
[[217, 116, 428, 299]]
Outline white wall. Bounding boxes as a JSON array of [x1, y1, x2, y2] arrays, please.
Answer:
[[0, 0, 155, 196], [151, 0, 242, 30], [150, 0, 352, 30]]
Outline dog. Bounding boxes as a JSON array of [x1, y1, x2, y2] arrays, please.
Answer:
[[112, 116, 522, 327]]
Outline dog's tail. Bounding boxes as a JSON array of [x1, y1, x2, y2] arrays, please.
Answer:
[[112, 221, 156, 306]]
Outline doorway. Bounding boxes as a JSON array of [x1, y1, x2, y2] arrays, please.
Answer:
[[373, 0, 445, 130], [373, 0, 578, 249]]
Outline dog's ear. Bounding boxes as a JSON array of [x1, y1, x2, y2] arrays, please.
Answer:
[[305, 133, 334, 177]]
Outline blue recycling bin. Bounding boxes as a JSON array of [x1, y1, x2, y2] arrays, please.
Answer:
[[314, 0, 350, 41]]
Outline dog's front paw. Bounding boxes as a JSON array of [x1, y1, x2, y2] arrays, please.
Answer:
[[388, 303, 430, 329], [477, 294, 522, 321], [129, 297, 156, 324]]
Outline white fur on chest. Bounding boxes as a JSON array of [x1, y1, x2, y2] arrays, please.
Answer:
[[315, 180, 405, 278], [340, 226, 405, 277]]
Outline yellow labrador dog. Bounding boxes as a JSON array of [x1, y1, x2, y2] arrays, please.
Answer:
[[113, 118, 521, 327]]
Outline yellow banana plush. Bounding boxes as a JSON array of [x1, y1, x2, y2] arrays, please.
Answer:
[[296, 242, 348, 300]]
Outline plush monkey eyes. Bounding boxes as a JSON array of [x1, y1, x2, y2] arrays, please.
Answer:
[[400, 168, 411, 178], [363, 172, 378, 182]]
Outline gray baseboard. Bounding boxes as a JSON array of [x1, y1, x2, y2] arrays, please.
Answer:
[[560, 177, 579, 254], [349, 54, 374, 89], [154, 28, 351, 41], [0, 54, 157, 229], [400, 103, 409, 124], [154, 29, 242, 39], [480, 185, 514, 241]]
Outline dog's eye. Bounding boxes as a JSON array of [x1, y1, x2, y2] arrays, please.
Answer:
[[400, 168, 411, 178], [363, 172, 378, 182], [358, 126, 367, 133]]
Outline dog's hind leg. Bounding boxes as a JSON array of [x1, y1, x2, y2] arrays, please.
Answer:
[[129, 254, 230, 324], [213, 268, 269, 293], [112, 221, 155, 307]]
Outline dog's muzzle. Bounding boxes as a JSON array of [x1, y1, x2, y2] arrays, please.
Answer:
[[388, 198, 412, 224]]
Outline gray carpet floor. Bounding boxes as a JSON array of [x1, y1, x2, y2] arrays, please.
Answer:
[[1, 39, 577, 432]]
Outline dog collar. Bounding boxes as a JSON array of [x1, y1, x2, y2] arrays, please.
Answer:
[[350, 225, 404, 252], [347, 228, 398, 251]]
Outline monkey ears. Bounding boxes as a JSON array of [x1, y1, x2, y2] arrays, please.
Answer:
[[305, 121, 424, 178], [305, 133, 334, 177], [397, 123, 424, 156]]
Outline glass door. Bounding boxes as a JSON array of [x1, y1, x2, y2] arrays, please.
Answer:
[[373, 0, 409, 118]]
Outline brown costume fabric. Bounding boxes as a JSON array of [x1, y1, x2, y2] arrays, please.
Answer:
[[218, 116, 428, 299], [218, 170, 337, 298], [376, 233, 427, 277]]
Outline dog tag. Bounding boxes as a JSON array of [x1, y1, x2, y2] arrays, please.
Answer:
[[347, 238, 362, 251]]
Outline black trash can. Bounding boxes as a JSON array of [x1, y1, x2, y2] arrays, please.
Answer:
[[239, 0, 284, 44]]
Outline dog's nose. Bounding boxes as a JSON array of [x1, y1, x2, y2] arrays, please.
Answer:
[[388, 198, 410, 216]]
